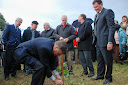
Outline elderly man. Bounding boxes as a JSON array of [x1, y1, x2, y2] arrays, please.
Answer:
[[2, 17, 23, 80], [22, 21, 40, 42], [41, 22, 55, 39], [22, 21, 40, 76], [54, 15, 76, 75], [14, 38, 67, 85], [76, 14, 94, 77]]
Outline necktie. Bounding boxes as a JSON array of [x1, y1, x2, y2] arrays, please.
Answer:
[[16, 27, 18, 32]]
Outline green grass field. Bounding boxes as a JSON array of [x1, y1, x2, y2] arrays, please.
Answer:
[[0, 61, 128, 85]]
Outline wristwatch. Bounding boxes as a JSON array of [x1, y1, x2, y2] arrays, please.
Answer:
[[108, 42, 113, 44]]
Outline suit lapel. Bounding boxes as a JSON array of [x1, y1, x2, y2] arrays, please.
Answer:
[[95, 8, 105, 23]]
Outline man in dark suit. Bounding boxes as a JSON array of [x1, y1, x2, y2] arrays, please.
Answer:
[[2, 18, 23, 80], [91, 0, 116, 84], [54, 15, 76, 74], [76, 14, 94, 77], [22, 21, 40, 76], [41, 22, 55, 39], [14, 38, 67, 85]]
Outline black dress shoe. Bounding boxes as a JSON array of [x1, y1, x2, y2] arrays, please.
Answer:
[[91, 77, 104, 80], [103, 80, 112, 85], [81, 73, 88, 76], [11, 75, 18, 78], [88, 73, 94, 77], [5, 75, 9, 80]]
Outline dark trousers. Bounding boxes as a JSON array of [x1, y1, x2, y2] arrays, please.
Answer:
[[91, 45, 97, 62], [96, 46, 113, 81], [79, 51, 94, 74], [3, 47, 17, 76], [14, 47, 46, 85]]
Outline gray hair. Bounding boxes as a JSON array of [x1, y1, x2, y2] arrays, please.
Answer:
[[55, 40, 68, 54], [61, 15, 67, 19], [15, 17, 23, 21], [44, 22, 50, 26]]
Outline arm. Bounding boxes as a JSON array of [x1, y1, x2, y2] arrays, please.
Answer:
[[49, 29, 55, 39], [79, 22, 92, 41], [21, 30, 26, 43], [105, 9, 116, 43], [53, 26, 61, 40], [2, 25, 10, 46], [38, 48, 63, 84], [66, 26, 76, 41]]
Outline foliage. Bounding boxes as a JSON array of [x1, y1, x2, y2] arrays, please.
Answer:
[[0, 13, 6, 31]]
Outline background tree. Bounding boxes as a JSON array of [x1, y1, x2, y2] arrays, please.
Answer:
[[0, 13, 6, 31]]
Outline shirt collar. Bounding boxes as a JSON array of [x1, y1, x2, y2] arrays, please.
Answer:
[[99, 7, 103, 14], [14, 24, 18, 29]]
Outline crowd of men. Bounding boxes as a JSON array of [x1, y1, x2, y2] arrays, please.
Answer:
[[0, 0, 128, 85]]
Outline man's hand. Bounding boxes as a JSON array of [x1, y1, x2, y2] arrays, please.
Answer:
[[56, 75, 62, 80], [53, 79, 63, 85], [59, 37, 64, 41], [63, 38, 69, 42], [76, 27, 79, 32], [76, 37, 80, 42], [107, 43, 113, 51]]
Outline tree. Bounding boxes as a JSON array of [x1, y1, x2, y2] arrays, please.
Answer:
[[0, 13, 6, 31]]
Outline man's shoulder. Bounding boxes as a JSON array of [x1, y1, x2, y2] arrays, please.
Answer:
[[6, 24, 14, 28], [104, 8, 114, 14], [24, 29, 31, 32], [56, 24, 62, 28], [50, 28, 55, 31]]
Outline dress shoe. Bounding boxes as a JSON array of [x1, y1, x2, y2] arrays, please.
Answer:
[[91, 77, 104, 80], [11, 75, 18, 78], [81, 73, 88, 76], [5, 75, 9, 80], [103, 80, 112, 85], [88, 73, 94, 77]]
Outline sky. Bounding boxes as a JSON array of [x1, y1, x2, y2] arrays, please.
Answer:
[[0, 0, 128, 33]]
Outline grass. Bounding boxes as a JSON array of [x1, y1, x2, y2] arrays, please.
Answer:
[[0, 61, 128, 85]]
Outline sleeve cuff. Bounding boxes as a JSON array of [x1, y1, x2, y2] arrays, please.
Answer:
[[53, 69, 59, 76], [50, 75, 55, 81]]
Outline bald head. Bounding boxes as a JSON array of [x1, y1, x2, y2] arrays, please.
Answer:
[[61, 15, 67, 25]]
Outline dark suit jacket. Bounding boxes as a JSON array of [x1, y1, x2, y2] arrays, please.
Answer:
[[41, 28, 55, 39], [54, 23, 76, 50], [2, 24, 21, 48], [77, 21, 92, 51], [21, 29, 40, 42], [15, 38, 57, 78], [94, 8, 116, 47]]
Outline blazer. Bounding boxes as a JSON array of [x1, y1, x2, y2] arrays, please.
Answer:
[[15, 37, 57, 78], [21, 29, 40, 42], [41, 28, 55, 39], [77, 21, 92, 51], [94, 8, 116, 47], [2, 24, 21, 48], [54, 23, 76, 50]]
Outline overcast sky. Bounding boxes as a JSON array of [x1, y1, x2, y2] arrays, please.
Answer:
[[0, 0, 128, 33]]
